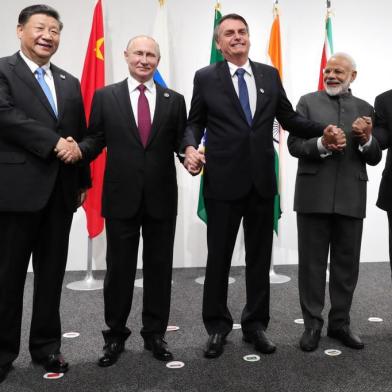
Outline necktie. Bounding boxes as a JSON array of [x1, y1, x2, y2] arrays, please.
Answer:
[[35, 67, 57, 116], [235, 68, 252, 126], [137, 84, 151, 147]]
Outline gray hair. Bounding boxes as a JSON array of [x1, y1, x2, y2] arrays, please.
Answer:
[[126, 35, 161, 58], [329, 52, 357, 71]]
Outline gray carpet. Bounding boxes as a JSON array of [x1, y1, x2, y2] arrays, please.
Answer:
[[1, 262, 392, 392]]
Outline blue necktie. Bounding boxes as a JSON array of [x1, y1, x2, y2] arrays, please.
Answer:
[[235, 68, 252, 126], [35, 67, 57, 116]]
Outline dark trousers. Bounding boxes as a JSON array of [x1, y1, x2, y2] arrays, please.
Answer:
[[297, 213, 363, 330], [387, 211, 392, 275], [0, 180, 73, 366], [203, 189, 274, 336], [103, 211, 176, 343]]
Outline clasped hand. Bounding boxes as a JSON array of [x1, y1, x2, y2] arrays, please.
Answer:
[[184, 146, 205, 175], [54, 136, 82, 164], [352, 116, 372, 145], [322, 124, 346, 152]]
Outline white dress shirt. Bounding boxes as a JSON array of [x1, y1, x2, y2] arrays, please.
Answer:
[[127, 75, 156, 125], [19, 50, 58, 113]]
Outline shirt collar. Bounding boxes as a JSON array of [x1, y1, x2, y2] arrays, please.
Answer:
[[19, 50, 52, 78], [128, 74, 155, 93], [228, 60, 252, 78]]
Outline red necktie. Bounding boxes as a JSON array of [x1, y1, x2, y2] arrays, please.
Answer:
[[137, 84, 151, 147]]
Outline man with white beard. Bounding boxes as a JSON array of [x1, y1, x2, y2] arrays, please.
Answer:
[[287, 53, 381, 352]]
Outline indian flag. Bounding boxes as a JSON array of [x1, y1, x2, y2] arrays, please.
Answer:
[[267, 5, 283, 234]]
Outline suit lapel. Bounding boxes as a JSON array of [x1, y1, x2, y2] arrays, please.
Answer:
[[112, 79, 141, 144], [51, 66, 65, 121], [12, 53, 58, 121], [251, 61, 267, 122], [147, 83, 168, 148], [217, 61, 249, 125]]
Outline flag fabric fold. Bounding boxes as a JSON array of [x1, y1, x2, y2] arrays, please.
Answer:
[[267, 6, 283, 234], [318, 10, 334, 91], [152, 0, 170, 88], [197, 3, 224, 223], [81, 0, 106, 238]]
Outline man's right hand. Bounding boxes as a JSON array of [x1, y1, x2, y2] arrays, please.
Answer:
[[184, 146, 205, 175], [55, 137, 82, 164], [321, 125, 346, 152]]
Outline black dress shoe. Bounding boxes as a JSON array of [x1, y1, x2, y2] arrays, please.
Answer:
[[0, 363, 12, 383], [243, 330, 276, 354], [204, 333, 226, 359], [327, 326, 364, 349], [144, 335, 173, 361], [300, 328, 321, 352], [33, 353, 69, 373], [98, 341, 125, 367]]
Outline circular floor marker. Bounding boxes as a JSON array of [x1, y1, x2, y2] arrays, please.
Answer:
[[43, 372, 64, 380], [368, 317, 383, 323], [232, 324, 242, 330], [166, 325, 180, 332], [324, 349, 342, 356], [63, 332, 80, 338], [294, 319, 304, 324], [166, 361, 185, 369], [195, 276, 235, 285], [243, 354, 260, 362]]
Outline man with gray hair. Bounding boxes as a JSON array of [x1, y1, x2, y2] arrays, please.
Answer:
[[288, 52, 381, 352], [79, 35, 186, 366]]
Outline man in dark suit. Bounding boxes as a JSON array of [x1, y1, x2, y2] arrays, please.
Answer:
[[182, 13, 343, 358], [79, 35, 186, 366], [373, 91, 392, 274], [288, 53, 381, 352], [0, 4, 90, 382]]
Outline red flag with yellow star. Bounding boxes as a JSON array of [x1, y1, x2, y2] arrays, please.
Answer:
[[81, 0, 106, 238]]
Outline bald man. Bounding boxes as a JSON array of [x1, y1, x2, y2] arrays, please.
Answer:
[[80, 36, 186, 366]]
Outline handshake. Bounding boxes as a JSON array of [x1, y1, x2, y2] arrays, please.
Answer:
[[321, 116, 373, 152], [54, 136, 82, 164]]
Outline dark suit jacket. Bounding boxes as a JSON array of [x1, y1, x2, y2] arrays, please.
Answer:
[[79, 79, 186, 219], [181, 60, 325, 201], [288, 90, 381, 219], [0, 52, 90, 212], [373, 90, 392, 211]]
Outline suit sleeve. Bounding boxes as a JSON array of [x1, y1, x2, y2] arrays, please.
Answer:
[[373, 95, 391, 150], [274, 71, 325, 139], [0, 68, 60, 158], [287, 96, 324, 160], [180, 72, 207, 152], [174, 94, 187, 163], [78, 89, 107, 163]]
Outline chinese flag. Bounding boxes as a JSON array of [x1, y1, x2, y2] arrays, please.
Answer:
[[81, 0, 106, 238]]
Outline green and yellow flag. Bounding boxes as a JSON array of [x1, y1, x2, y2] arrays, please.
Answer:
[[197, 2, 224, 223]]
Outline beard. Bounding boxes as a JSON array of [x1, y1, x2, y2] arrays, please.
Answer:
[[324, 77, 351, 96]]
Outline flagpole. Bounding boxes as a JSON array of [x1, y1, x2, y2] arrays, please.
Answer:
[[268, 0, 290, 284], [67, 237, 103, 290], [67, 0, 105, 291]]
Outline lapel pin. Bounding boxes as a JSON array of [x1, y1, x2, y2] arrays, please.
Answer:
[[259, 88, 265, 94], [164, 92, 170, 98], [60, 74, 66, 79]]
